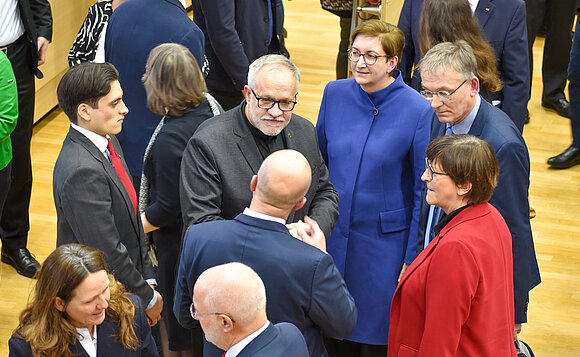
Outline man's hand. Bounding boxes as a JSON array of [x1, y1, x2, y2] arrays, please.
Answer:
[[514, 323, 522, 336], [293, 216, 326, 252], [37, 36, 49, 66], [145, 290, 163, 326]]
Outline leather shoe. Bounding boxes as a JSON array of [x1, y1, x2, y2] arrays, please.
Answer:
[[1, 248, 40, 278], [542, 97, 570, 118], [547, 146, 580, 169]]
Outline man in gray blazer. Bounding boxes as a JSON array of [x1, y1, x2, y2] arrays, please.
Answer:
[[53, 62, 162, 325], [180, 54, 339, 238]]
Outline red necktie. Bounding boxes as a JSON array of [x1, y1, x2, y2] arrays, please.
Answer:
[[107, 140, 137, 216]]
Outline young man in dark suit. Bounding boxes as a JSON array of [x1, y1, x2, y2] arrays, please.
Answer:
[[193, 262, 308, 357], [417, 41, 541, 337], [53, 62, 162, 326], [175, 149, 356, 357]]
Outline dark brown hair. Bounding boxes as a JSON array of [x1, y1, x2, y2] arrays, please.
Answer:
[[143, 43, 207, 117], [426, 134, 499, 204], [418, 0, 502, 92], [57, 62, 119, 124], [13, 244, 139, 357]]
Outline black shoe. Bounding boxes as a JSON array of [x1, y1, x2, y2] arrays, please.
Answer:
[[541, 97, 570, 118], [547, 146, 580, 169], [1, 248, 40, 278], [525, 109, 530, 124]]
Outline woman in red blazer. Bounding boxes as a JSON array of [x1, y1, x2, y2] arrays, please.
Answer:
[[388, 134, 516, 357]]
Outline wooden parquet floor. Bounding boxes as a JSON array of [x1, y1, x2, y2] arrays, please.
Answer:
[[0, 1, 578, 355]]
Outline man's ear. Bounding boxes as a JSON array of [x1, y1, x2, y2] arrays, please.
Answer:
[[242, 85, 252, 102], [250, 175, 258, 192], [220, 314, 235, 333], [77, 103, 92, 123], [293, 197, 307, 211], [469, 77, 480, 96], [54, 297, 66, 313]]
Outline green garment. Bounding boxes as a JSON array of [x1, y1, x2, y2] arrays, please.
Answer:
[[0, 51, 18, 170]]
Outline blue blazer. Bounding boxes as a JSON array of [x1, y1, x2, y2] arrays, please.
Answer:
[[237, 322, 309, 357], [174, 213, 357, 357], [398, 0, 529, 132], [316, 74, 431, 344], [9, 296, 158, 357], [105, 0, 205, 177], [418, 98, 541, 324]]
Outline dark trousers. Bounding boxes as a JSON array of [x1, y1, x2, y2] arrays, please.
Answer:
[[526, 0, 576, 100], [324, 337, 387, 357], [336, 16, 351, 80], [210, 89, 245, 112], [569, 15, 580, 148], [0, 162, 12, 219], [1, 36, 34, 252]]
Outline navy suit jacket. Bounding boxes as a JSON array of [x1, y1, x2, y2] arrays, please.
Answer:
[[237, 322, 308, 357], [9, 296, 158, 356], [174, 213, 357, 357], [398, 0, 529, 132], [417, 98, 540, 323], [192, 0, 279, 92], [105, 0, 205, 177]]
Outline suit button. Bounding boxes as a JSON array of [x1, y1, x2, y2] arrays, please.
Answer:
[[373, 108, 379, 116], [264, 17, 269, 22], [264, 40, 269, 46]]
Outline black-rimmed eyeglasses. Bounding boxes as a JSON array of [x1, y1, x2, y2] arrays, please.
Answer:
[[251, 89, 297, 112], [420, 79, 468, 102], [348, 49, 389, 65], [424, 158, 449, 181], [190, 303, 236, 323]]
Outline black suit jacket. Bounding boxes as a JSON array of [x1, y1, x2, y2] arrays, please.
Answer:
[[53, 128, 154, 307], [9, 296, 158, 357], [417, 98, 541, 323], [18, 0, 52, 78], [174, 213, 357, 357], [179, 104, 339, 238], [237, 322, 308, 357]]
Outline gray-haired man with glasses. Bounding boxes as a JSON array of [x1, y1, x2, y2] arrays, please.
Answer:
[[179, 54, 339, 239], [417, 41, 540, 338]]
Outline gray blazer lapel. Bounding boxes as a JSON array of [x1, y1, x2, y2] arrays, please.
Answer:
[[232, 109, 263, 174]]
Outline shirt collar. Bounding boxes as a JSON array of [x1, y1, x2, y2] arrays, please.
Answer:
[[225, 321, 270, 357], [243, 208, 286, 226], [71, 123, 110, 156], [449, 94, 480, 134], [469, 0, 479, 14], [76, 326, 98, 357]]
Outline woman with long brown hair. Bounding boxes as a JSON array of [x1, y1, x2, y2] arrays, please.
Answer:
[[418, 0, 502, 100], [9, 244, 157, 357]]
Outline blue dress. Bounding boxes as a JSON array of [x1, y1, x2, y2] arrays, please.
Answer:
[[316, 70, 432, 344]]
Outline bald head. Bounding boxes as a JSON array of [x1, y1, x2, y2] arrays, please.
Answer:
[[251, 150, 312, 216], [195, 263, 267, 326]]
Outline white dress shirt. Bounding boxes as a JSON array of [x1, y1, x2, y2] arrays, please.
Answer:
[[468, 0, 479, 14], [77, 327, 98, 357], [0, 0, 25, 46]]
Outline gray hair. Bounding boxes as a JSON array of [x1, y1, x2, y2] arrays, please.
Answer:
[[418, 40, 477, 81], [247, 54, 300, 92]]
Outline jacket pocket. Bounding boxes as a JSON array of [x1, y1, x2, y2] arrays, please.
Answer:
[[398, 343, 418, 357], [379, 206, 412, 233]]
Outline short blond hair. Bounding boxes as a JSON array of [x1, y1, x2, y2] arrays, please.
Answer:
[[351, 20, 405, 60]]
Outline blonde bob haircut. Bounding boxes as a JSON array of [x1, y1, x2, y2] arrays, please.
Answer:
[[143, 43, 207, 117], [426, 134, 499, 205], [350, 19, 405, 61]]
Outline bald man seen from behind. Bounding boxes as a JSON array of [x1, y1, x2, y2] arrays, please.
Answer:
[[175, 149, 357, 357], [192, 262, 308, 357]]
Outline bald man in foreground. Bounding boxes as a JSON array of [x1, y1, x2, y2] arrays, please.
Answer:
[[175, 149, 356, 357], [193, 263, 308, 356]]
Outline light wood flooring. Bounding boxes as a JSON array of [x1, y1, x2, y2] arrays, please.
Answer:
[[1, 0, 579, 355]]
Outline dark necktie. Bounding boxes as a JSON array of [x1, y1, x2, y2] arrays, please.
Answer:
[[107, 140, 137, 216]]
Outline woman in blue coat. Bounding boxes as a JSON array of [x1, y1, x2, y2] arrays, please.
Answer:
[[316, 20, 432, 356]]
